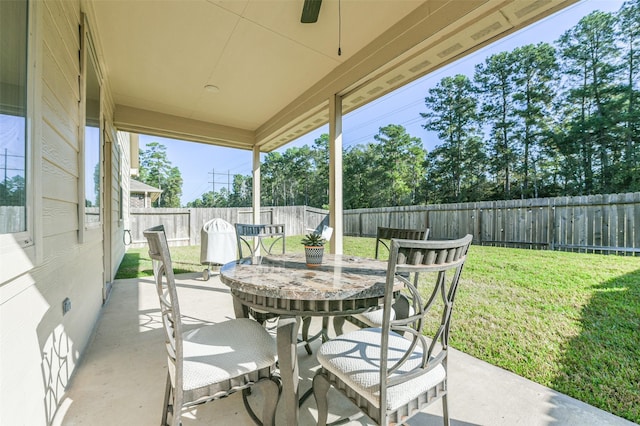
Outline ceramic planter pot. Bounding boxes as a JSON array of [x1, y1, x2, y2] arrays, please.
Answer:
[[304, 246, 324, 267]]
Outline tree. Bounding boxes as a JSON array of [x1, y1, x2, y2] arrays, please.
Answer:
[[283, 145, 314, 206], [308, 134, 330, 209], [228, 174, 252, 207], [139, 142, 183, 207], [475, 51, 519, 199], [259, 135, 329, 209], [370, 125, 425, 207], [344, 143, 378, 209], [187, 191, 217, 208], [510, 43, 559, 198], [0, 175, 25, 206], [617, 0, 640, 190], [91, 162, 100, 207], [260, 151, 285, 206], [557, 11, 622, 194], [421, 74, 487, 202]]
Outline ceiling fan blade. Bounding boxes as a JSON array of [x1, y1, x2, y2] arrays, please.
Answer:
[[301, 0, 322, 23]]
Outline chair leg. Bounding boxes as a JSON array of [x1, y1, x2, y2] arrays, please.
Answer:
[[321, 316, 330, 341], [332, 316, 346, 336], [301, 316, 313, 355], [161, 372, 171, 426], [169, 380, 184, 426], [262, 377, 282, 426], [242, 376, 281, 426], [442, 394, 450, 426], [312, 373, 331, 426]]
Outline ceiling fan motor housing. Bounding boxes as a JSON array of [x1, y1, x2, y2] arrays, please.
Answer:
[[301, 0, 322, 23]]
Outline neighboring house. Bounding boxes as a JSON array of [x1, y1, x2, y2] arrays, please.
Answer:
[[129, 178, 162, 208], [0, 1, 574, 424]]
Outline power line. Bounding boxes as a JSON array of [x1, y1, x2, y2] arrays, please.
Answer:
[[208, 169, 246, 193]]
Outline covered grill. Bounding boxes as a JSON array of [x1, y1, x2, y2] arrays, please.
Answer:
[[200, 218, 237, 280]]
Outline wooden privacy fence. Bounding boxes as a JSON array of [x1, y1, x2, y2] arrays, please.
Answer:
[[127, 205, 329, 248], [0, 206, 25, 234], [344, 192, 640, 255], [127, 192, 640, 255]]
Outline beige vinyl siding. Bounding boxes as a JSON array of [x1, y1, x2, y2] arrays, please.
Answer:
[[105, 123, 127, 282], [111, 131, 130, 276], [0, 1, 128, 424]]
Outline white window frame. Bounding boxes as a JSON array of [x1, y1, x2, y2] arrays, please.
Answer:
[[0, 0, 42, 284], [78, 13, 103, 243]]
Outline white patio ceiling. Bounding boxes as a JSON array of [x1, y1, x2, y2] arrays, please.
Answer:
[[89, 0, 577, 152]]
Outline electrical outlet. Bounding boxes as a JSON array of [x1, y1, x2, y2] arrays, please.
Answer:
[[62, 298, 71, 315]]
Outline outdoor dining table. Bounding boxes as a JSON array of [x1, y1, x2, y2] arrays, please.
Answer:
[[219, 252, 400, 426]]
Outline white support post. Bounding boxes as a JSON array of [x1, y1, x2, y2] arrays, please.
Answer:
[[252, 146, 261, 255], [252, 145, 261, 225], [329, 94, 343, 255]]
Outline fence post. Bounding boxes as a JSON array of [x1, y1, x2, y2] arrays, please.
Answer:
[[189, 208, 196, 246], [549, 199, 555, 251], [475, 203, 481, 245]]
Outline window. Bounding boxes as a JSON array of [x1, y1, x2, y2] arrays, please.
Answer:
[[83, 45, 101, 224], [116, 143, 123, 221], [80, 14, 102, 234], [119, 184, 124, 221], [0, 0, 28, 235]]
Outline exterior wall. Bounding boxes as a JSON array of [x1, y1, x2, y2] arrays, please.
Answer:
[[129, 193, 150, 208], [113, 131, 130, 279], [104, 124, 128, 286], [0, 1, 128, 424]]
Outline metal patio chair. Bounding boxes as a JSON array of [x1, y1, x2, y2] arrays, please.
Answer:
[[313, 234, 473, 425], [234, 223, 317, 355], [333, 226, 430, 335], [144, 225, 281, 426], [375, 226, 430, 260], [235, 223, 286, 259]]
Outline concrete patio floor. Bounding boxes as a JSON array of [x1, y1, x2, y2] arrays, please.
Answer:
[[55, 272, 636, 426]]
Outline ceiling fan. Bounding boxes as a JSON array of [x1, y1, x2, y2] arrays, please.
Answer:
[[301, 0, 322, 23]]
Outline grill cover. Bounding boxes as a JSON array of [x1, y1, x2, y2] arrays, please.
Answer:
[[200, 218, 237, 265]]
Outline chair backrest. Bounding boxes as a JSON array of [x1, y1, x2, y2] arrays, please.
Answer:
[[320, 225, 333, 241], [379, 234, 473, 407], [375, 226, 430, 259], [143, 225, 184, 398], [234, 223, 285, 258]]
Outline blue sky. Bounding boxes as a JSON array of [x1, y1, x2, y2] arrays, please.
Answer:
[[139, 0, 624, 206]]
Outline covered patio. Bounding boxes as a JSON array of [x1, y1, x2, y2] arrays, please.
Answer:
[[56, 272, 633, 426], [6, 1, 634, 425]]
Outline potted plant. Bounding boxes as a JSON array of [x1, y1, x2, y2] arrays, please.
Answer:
[[301, 232, 326, 267]]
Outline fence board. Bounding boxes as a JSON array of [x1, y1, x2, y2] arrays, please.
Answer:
[[629, 192, 640, 248]]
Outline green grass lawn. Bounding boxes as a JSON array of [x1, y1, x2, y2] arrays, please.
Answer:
[[117, 236, 640, 423]]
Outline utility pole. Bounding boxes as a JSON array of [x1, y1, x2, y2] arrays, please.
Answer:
[[208, 169, 235, 194], [209, 168, 215, 193], [156, 157, 162, 206], [2, 149, 6, 202], [3, 149, 7, 187]]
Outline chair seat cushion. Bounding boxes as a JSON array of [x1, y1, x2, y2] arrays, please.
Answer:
[[179, 318, 277, 401], [317, 328, 445, 411], [351, 304, 416, 327], [351, 308, 394, 326]]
